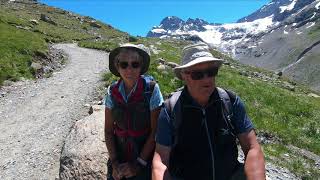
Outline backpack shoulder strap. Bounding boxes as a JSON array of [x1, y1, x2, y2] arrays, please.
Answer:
[[163, 91, 182, 146], [217, 87, 236, 135], [143, 76, 156, 102]]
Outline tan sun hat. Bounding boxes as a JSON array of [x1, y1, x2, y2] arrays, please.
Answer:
[[174, 43, 224, 79], [109, 43, 150, 77]]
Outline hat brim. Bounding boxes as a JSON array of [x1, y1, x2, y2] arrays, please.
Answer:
[[109, 46, 150, 77], [174, 57, 223, 79]]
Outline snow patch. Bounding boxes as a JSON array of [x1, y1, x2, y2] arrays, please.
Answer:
[[311, 12, 317, 19], [222, 16, 275, 34], [306, 22, 315, 29], [284, 30, 289, 34], [279, 0, 297, 13], [267, 2, 275, 6], [316, 1, 320, 10], [159, 35, 168, 39], [151, 28, 167, 34]]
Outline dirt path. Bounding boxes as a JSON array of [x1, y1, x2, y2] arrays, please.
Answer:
[[0, 44, 108, 180]]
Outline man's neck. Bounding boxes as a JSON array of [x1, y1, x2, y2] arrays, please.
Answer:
[[187, 87, 215, 107]]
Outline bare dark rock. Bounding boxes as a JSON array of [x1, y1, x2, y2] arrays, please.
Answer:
[[40, 14, 56, 25]]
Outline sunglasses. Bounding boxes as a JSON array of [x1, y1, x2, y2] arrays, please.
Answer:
[[118, 61, 141, 69], [184, 67, 218, 80]]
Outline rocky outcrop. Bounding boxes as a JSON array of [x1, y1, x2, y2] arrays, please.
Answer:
[[59, 105, 108, 180], [40, 14, 57, 25]]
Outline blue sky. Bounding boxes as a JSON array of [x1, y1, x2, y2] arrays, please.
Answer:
[[40, 0, 270, 36]]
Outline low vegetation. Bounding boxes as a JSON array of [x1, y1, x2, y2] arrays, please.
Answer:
[[0, 1, 127, 85], [0, 22, 47, 84]]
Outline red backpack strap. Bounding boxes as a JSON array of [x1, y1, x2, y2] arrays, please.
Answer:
[[110, 79, 125, 105]]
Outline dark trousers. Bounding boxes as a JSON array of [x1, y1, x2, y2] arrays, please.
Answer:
[[230, 163, 246, 180]]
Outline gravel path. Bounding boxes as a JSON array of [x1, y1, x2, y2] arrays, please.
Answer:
[[0, 44, 108, 180]]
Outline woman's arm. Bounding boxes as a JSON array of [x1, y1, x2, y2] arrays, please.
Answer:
[[139, 107, 161, 161], [105, 108, 120, 168], [120, 107, 162, 178]]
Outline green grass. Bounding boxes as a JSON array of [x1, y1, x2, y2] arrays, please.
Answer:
[[0, 22, 47, 85], [0, 2, 128, 85], [218, 65, 320, 154]]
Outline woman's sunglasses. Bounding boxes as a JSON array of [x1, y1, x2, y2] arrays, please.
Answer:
[[118, 61, 141, 69], [184, 67, 218, 80]]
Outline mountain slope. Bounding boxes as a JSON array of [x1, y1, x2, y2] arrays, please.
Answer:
[[147, 0, 320, 92], [0, 0, 128, 85], [237, 0, 320, 91]]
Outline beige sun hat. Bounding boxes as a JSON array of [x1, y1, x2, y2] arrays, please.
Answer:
[[174, 43, 224, 79], [109, 43, 151, 77]]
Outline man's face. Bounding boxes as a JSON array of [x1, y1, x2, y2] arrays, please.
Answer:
[[181, 62, 218, 98]]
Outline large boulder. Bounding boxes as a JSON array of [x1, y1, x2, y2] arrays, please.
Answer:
[[59, 105, 109, 179]]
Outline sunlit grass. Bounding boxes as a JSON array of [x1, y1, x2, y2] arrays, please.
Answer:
[[0, 23, 47, 85]]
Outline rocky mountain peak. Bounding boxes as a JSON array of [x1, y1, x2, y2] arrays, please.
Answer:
[[147, 16, 210, 37], [186, 18, 208, 26], [185, 18, 209, 31], [237, 0, 317, 22], [159, 16, 184, 31]]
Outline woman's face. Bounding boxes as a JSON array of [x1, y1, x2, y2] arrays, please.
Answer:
[[116, 50, 142, 84]]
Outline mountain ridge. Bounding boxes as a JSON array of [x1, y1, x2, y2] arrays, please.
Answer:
[[147, 0, 320, 92]]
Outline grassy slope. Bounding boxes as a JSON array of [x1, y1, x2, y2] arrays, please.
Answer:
[[0, 1, 127, 85], [0, 22, 47, 84]]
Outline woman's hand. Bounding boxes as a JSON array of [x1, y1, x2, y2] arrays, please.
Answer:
[[118, 162, 141, 178], [112, 162, 123, 180]]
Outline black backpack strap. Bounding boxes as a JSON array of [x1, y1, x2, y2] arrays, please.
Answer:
[[163, 91, 182, 146], [217, 87, 236, 136], [143, 79, 156, 103]]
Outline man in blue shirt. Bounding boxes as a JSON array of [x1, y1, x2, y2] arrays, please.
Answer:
[[152, 43, 265, 180]]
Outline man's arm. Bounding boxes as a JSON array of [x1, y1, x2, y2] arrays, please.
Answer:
[[238, 130, 266, 180], [152, 144, 172, 180]]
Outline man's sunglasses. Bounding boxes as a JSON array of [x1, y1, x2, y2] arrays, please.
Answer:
[[118, 61, 141, 69], [184, 67, 218, 80]]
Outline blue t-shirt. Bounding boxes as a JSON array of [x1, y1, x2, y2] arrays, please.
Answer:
[[104, 80, 164, 110], [155, 91, 254, 147]]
